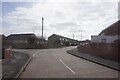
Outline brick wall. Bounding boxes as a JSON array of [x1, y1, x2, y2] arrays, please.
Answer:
[[77, 43, 119, 62], [2, 47, 12, 59]]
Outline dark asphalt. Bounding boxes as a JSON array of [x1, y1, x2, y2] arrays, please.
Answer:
[[2, 51, 30, 79]]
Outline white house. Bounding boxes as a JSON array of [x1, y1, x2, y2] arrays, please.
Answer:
[[91, 35, 119, 43], [91, 20, 120, 43]]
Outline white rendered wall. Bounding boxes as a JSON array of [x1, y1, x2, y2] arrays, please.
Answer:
[[91, 35, 119, 43]]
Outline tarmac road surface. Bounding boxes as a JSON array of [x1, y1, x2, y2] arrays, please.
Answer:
[[14, 46, 119, 78]]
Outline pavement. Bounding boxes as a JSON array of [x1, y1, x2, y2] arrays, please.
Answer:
[[2, 51, 30, 79], [0, 60, 2, 79], [13, 46, 119, 78], [67, 48, 120, 71]]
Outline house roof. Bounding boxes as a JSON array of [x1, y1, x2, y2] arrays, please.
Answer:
[[6, 33, 37, 40], [0, 35, 6, 40], [49, 34, 78, 41], [99, 20, 119, 36]]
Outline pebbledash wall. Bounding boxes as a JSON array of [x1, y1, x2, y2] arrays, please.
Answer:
[[91, 35, 119, 43]]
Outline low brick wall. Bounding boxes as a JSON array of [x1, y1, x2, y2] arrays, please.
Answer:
[[2, 47, 12, 59], [5, 48, 12, 59], [77, 43, 119, 62], [6, 43, 48, 49]]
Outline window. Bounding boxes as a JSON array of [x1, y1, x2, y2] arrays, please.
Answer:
[[25, 41, 27, 43], [14, 41, 18, 43], [19, 41, 23, 43], [36, 41, 39, 44], [66, 39, 68, 41], [60, 38, 62, 41], [101, 39, 106, 43]]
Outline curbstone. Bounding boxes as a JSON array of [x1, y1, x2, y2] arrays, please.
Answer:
[[67, 48, 120, 71], [15, 54, 32, 79]]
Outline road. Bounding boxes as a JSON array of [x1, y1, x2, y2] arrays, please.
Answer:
[[14, 46, 119, 78]]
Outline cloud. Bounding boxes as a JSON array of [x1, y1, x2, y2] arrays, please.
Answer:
[[50, 22, 79, 29], [1, 0, 119, 2], [119, 2, 120, 19], [2, 0, 118, 40]]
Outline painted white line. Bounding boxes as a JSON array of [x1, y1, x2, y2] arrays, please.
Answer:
[[32, 51, 40, 58], [32, 53, 36, 57], [59, 59, 75, 75]]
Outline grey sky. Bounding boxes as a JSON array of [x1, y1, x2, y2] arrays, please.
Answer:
[[1, 0, 119, 40]]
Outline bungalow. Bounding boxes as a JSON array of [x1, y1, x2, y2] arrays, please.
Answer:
[[6, 33, 38, 44]]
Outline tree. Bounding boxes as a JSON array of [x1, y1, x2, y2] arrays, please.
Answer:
[[37, 36, 46, 40], [27, 37, 36, 45], [64, 41, 69, 46], [37, 36, 47, 44]]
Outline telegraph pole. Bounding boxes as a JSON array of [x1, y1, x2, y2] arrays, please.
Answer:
[[42, 17, 44, 44], [73, 34, 74, 39], [79, 30, 83, 41], [81, 31, 82, 41]]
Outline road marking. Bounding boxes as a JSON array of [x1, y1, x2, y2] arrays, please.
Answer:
[[59, 59, 75, 75], [32, 51, 41, 58], [32, 53, 36, 57]]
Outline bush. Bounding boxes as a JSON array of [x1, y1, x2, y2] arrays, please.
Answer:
[[27, 37, 36, 45]]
